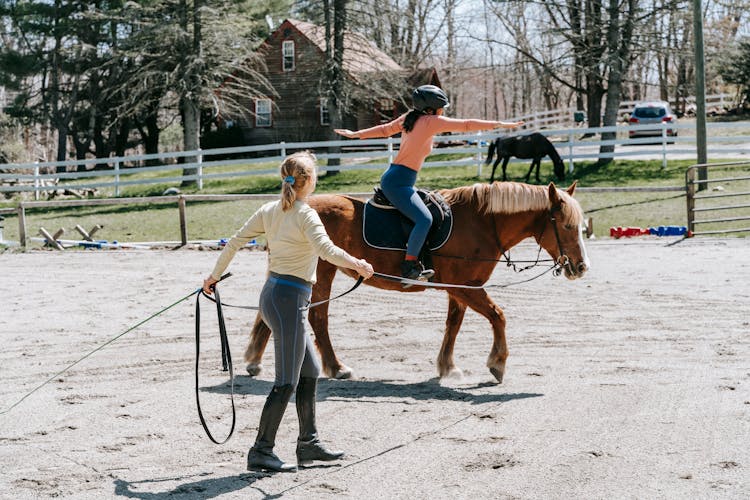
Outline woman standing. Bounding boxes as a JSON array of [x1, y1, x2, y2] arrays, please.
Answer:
[[203, 151, 373, 472], [335, 85, 523, 282]]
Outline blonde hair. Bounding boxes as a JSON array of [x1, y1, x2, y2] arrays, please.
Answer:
[[280, 151, 318, 211]]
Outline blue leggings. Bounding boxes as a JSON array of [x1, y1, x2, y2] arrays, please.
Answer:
[[259, 273, 321, 386], [380, 164, 432, 258]]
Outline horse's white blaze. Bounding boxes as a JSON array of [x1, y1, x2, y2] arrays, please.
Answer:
[[578, 222, 590, 269]]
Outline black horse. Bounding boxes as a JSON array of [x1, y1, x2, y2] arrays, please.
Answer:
[[486, 133, 566, 183]]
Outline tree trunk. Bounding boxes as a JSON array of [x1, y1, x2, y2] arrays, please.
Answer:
[[598, 0, 636, 166], [181, 96, 200, 186], [181, 0, 202, 187], [325, 0, 347, 175]]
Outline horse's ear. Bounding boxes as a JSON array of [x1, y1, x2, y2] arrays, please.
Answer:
[[566, 180, 578, 196], [547, 182, 560, 204]]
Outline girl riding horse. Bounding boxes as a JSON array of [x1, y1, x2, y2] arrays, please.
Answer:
[[335, 85, 523, 283]]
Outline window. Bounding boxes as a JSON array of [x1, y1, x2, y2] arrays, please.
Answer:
[[378, 98, 395, 122], [255, 99, 272, 127], [282, 40, 295, 72], [320, 98, 330, 125]]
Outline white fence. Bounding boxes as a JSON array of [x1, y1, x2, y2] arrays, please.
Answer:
[[513, 93, 736, 129], [1, 120, 749, 197]]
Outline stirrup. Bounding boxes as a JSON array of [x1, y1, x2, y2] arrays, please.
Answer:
[[400, 261, 434, 288]]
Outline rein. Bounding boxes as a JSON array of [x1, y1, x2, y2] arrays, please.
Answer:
[[195, 273, 236, 444]]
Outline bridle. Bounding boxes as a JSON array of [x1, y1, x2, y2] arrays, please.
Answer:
[[547, 203, 573, 277], [485, 206, 570, 277]]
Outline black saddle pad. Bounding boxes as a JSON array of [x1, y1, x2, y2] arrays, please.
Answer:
[[362, 189, 453, 251]]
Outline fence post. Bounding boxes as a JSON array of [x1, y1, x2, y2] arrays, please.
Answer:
[[387, 137, 394, 164], [197, 148, 203, 190], [280, 141, 286, 158], [661, 124, 668, 169], [114, 160, 120, 197], [686, 166, 696, 233], [33, 163, 39, 201], [178, 195, 187, 246], [568, 130, 575, 174], [475, 132, 483, 177], [17, 203, 26, 248]]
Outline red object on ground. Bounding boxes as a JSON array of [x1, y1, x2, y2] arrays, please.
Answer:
[[610, 226, 650, 238]]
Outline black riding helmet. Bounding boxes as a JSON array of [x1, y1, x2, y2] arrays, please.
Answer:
[[412, 85, 450, 112]]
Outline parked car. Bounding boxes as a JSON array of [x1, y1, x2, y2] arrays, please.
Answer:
[[628, 101, 678, 138]]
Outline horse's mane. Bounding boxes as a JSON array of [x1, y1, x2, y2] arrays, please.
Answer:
[[441, 182, 583, 224]]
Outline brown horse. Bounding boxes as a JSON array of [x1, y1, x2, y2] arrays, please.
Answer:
[[243, 181, 589, 384]]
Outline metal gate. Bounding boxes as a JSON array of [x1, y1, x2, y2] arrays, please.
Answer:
[[686, 161, 750, 235]]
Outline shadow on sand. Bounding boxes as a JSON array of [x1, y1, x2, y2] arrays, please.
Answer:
[[114, 473, 289, 500], [201, 375, 543, 406]]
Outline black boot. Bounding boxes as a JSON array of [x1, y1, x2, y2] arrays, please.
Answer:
[[247, 384, 297, 473], [400, 260, 435, 288], [295, 377, 344, 466]]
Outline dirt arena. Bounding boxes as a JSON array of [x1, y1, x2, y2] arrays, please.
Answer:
[[1, 237, 749, 499]]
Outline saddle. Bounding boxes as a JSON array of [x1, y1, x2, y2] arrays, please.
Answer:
[[362, 186, 453, 256]]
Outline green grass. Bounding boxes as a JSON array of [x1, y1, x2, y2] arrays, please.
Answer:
[[1, 157, 748, 249]]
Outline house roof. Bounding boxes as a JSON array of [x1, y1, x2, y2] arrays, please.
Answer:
[[283, 19, 403, 74]]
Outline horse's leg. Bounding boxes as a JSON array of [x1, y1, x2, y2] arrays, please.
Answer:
[[501, 157, 510, 181], [308, 260, 352, 379], [524, 161, 534, 183], [437, 294, 468, 378], [490, 159, 500, 183], [535, 158, 542, 183], [449, 288, 508, 383], [244, 312, 271, 376]]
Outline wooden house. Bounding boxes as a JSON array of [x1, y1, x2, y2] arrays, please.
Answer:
[[220, 19, 441, 146]]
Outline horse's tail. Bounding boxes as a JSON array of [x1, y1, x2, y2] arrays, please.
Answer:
[[485, 139, 496, 164]]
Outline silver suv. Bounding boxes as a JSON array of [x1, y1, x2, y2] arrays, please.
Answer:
[[628, 101, 678, 138]]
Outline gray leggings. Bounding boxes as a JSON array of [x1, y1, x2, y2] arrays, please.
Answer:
[[259, 273, 321, 386]]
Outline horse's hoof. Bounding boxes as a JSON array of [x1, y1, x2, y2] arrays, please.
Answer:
[[246, 363, 262, 377], [333, 366, 353, 379], [444, 367, 463, 379], [489, 366, 505, 384]]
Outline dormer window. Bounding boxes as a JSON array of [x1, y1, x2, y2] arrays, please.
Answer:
[[282, 40, 295, 72]]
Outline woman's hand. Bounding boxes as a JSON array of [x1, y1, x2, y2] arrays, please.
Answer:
[[202, 275, 218, 295], [334, 128, 358, 139], [495, 120, 525, 129], [354, 259, 374, 279]]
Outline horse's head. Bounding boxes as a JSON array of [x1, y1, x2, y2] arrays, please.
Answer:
[[535, 181, 589, 280], [553, 159, 566, 182]]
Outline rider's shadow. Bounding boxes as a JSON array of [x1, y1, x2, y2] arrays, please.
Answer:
[[202, 375, 542, 406], [113, 474, 278, 500]]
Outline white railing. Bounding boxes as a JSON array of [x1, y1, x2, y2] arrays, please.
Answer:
[[516, 93, 735, 129], [1, 120, 749, 196]]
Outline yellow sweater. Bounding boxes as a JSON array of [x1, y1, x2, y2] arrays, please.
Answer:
[[210, 199, 351, 283]]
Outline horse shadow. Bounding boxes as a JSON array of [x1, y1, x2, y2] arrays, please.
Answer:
[[201, 375, 543, 406], [113, 474, 279, 500]]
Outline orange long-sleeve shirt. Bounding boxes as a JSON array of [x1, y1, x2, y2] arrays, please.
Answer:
[[356, 114, 501, 171]]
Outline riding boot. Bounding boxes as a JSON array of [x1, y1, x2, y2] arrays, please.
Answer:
[[295, 377, 344, 466], [247, 384, 297, 473], [400, 260, 435, 288]]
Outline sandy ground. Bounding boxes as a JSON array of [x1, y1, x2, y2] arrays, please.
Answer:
[[1, 237, 749, 499]]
